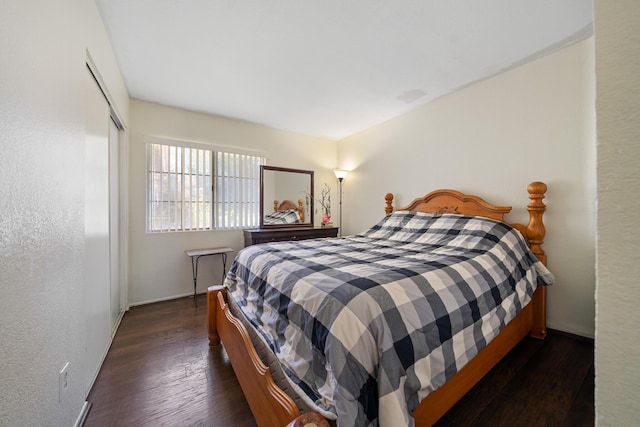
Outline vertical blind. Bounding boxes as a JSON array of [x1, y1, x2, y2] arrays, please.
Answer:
[[213, 151, 263, 229], [147, 141, 263, 232]]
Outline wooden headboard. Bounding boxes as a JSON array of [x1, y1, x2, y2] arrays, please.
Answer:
[[384, 182, 548, 265], [274, 198, 305, 222]]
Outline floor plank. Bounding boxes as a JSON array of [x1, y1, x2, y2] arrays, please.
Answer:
[[85, 295, 593, 426], [85, 295, 257, 427], [436, 332, 594, 427]]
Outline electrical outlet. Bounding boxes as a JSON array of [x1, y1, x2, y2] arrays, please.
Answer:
[[59, 362, 69, 403]]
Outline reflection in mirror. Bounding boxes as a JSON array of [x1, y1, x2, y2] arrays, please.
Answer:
[[260, 165, 314, 228]]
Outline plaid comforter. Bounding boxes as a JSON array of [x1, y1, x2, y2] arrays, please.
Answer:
[[263, 209, 301, 225], [226, 212, 554, 426]]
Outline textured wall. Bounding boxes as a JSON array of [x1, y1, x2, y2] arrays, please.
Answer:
[[594, 1, 640, 424], [0, 1, 128, 425], [339, 39, 596, 338]]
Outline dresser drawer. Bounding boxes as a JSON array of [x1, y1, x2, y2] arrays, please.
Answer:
[[252, 235, 298, 244], [244, 227, 338, 247]]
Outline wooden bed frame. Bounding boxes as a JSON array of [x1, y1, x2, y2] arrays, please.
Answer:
[[208, 182, 549, 427], [273, 198, 305, 222]]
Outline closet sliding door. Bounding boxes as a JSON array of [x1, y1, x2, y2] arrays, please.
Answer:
[[84, 69, 113, 395], [108, 118, 122, 333]]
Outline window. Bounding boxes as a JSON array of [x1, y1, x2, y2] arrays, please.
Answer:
[[147, 139, 264, 232]]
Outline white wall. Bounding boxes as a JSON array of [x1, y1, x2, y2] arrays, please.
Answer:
[[594, 1, 640, 424], [128, 100, 337, 305], [338, 38, 596, 338], [0, 1, 128, 426]]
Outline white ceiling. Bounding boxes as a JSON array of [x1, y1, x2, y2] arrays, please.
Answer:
[[95, 1, 593, 140]]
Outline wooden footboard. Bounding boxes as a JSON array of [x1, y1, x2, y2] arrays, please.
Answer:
[[208, 285, 544, 427], [208, 286, 300, 427]]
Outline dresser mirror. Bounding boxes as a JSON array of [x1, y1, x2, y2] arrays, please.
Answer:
[[260, 165, 314, 228]]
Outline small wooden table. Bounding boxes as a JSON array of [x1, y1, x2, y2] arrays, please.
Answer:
[[185, 247, 234, 306]]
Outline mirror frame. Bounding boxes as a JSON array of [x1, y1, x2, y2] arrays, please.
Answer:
[[260, 165, 314, 228]]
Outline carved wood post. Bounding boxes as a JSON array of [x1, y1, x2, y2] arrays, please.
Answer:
[[297, 199, 304, 222], [207, 285, 225, 346], [525, 181, 547, 266], [385, 193, 394, 215], [525, 181, 548, 340]]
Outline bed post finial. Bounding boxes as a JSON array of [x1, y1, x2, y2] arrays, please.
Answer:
[[297, 199, 305, 222], [385, 193, 394, 215], [526, 182, 547, 266]]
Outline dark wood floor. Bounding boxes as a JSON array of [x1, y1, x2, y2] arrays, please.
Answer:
[[84, 294, 594, 427]]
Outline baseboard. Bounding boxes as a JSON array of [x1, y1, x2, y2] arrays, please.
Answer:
[[546, 321, 594, 340], [74, 401, 91, 427], [111, 310, 125, 339], [547, 327, 595, 343], [84, 311, 126, 400], [129, 290, 206, 307]]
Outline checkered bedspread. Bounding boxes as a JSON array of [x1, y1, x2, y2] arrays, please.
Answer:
[[226, 211, 554, 426], [263, 209, 301, 225]]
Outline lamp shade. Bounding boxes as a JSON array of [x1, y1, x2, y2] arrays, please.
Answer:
[[334, 169, 348, 180]]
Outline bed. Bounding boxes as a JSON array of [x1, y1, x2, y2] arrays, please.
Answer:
[[207, 182, 553, 426], [263, 199, 305, 225]]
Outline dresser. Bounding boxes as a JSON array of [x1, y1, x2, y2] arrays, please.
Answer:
[[243, 227, 339, 247]]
